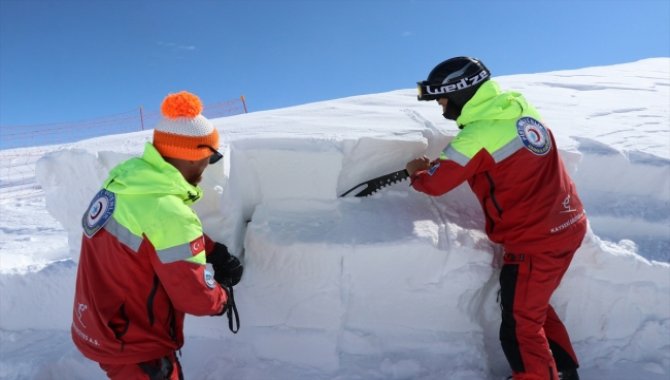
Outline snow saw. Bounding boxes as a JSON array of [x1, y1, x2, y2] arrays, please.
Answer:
[[339, 169, 410, 197]]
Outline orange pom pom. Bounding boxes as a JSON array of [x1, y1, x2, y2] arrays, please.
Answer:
[[161, 91, 203, 119]]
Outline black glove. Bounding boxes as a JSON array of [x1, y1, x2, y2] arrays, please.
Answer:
[[207, 242, 243, 287]]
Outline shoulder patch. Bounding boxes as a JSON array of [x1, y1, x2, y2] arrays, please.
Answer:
[[190, 236, 205, 256], [516, 117, 552, 156], [82, 189, 116, 238]]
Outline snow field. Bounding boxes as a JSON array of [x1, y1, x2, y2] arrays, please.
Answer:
[[0, 58, 668, 379]]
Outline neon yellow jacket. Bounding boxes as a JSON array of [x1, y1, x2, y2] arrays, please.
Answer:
[[411, 80, 586, 252], [72, 143, 227, 364]]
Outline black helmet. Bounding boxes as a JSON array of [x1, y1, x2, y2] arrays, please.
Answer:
[[417, 56, 490, 120]]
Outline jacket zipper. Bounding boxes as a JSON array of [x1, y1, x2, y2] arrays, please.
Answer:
[[485, 172, 503, 217], [147, 274, 160, 326], [109, 303, 130, 352], [483, 172, 503, 234]]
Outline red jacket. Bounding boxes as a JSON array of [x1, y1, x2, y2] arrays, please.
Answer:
[[72, 144, 227, 365], [72, 231, 226, 364], [411, 81, 586, 253]]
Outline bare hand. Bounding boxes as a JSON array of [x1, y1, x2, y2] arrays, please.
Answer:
[[406, 156, 431, 176]]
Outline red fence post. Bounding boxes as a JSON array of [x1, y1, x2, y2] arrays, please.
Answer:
[[240, 95, 248, 114]]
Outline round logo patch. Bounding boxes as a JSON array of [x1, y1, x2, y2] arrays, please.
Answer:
[[82, 189, 116, 237], [516, 117, 551, 156]]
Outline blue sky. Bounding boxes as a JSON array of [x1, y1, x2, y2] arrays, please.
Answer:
[[1, 0, 668, 136]]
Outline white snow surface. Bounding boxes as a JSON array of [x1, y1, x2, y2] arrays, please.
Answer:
[[1, 58, 669, 380]]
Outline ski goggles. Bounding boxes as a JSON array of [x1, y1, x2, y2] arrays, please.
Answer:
[[416, 81, 447, 101]]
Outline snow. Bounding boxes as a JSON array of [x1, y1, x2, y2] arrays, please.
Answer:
[[1, 58, 669, 380]]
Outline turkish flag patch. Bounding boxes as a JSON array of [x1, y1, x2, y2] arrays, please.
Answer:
[[189, 236, 205, 256]]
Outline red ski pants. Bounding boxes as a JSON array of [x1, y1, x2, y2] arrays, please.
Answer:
[[99, 352, 182, 380], [499, 248, 580, 380]]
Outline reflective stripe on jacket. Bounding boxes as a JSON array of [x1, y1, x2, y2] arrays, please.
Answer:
[[411, 80, 587, 252], [72, 142, 227, 364]]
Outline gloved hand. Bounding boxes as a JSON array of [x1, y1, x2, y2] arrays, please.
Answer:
[[207, 242, 244, 287]]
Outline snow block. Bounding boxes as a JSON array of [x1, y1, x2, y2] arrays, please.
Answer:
[[239, 195, 498, 370], [35, 149, 132, 261]]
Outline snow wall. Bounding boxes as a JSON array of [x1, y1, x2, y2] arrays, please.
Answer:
[[20, 61, 670, 377]]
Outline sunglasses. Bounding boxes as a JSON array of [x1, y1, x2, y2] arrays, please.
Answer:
[[198, 145, 223, 164]]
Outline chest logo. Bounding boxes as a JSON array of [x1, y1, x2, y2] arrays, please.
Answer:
[[516, 117, 551, 156], [82, 189, 116, 238]]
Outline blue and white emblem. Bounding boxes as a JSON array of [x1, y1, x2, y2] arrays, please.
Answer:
[[427, 161, 441, 176], [204, 269, 216, 289], [82, 189, 116, 238], [516, 117, 551, 156]]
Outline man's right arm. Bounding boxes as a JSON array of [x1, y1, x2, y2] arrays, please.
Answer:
[[409, 146, 492, 196]]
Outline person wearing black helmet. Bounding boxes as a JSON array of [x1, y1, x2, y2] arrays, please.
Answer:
[[407, 57, 586, 380]]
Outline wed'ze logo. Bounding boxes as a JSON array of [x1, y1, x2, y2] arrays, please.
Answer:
[[424, 71, 490, 96]]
